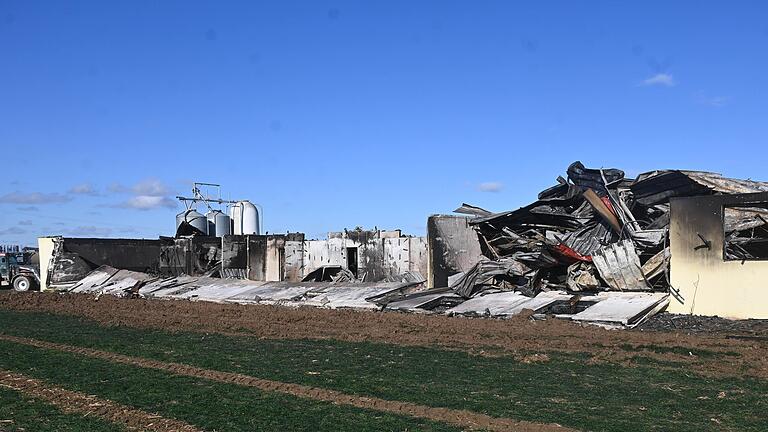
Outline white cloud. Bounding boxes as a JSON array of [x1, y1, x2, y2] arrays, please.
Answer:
[[117, 195, 177, 210], [695, 92, 729, 107], [478, 182, 504, 193], [641, 73, 675, 87], [107, 183, 129, 193], [68, 183, 100, 196], [0, 192, 72, 204], [108, 179, 170, 196], [132, 178, 170, 196], [107, 178, 177, 211]]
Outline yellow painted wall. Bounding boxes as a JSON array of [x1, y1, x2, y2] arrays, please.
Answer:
[[669, 196, 768, 319]]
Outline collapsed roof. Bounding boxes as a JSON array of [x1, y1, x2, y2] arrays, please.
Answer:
[[453, 161, 768, 297]]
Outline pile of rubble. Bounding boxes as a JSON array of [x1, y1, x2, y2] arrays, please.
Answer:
[[451, 161, 768, 298]]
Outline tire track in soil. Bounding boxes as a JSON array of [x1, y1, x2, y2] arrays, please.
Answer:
[[0, 368, 202, 432], [0, 334, 574, 432]]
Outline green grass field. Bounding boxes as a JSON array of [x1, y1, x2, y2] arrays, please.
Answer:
[[0, 340, 462, 432], [0, 386, 122, 432], [0, 309, 766, 431]]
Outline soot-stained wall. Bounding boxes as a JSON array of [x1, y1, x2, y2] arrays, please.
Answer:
[[669, 192, 768, 319], [285, 230, 428, 282], [427, 215, 484, 288]]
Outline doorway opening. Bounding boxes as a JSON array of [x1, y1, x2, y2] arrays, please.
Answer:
[[346, 247, 359, 276]]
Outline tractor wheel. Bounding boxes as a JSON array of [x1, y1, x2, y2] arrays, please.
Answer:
[[12, 275, 32, 292]]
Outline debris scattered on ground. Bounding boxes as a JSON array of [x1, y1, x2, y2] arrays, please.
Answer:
[[637, 312, 768, 337], [66, 264, 666, 328], [69, 265, 424, 310]]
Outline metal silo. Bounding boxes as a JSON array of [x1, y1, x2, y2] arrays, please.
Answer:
[[206, 210, 217, 236], [214, 211, 231, 237], [206, 210, 231, 237], [176, 209, 207, 234], [229, 205, 239, 234], [175, 211, 185, 230], [230, 200, 260, 235]]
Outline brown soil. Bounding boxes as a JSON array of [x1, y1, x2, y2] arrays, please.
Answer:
[[0, 368, 202, 432], [0, 334, 572, 432], [1, 292, 767, 379]]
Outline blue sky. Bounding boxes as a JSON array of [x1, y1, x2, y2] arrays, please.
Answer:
[[1, 1, 767, 246]]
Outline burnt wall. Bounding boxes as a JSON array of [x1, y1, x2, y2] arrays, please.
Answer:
[[222, 235, 247, 269], [63, 238, 162, 272], [222, 234, 287, 281], [247, 236, 267, 280], [669, 192, 768, 319], [427, 215, 484, 288]]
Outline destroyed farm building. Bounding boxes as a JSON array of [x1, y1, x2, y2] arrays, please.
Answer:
[[37, 161, 768, 326]]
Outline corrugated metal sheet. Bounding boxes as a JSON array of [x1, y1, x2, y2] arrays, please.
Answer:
[[446, 291, 571, 317], [631, 170, 768, 206], [569, 292, 670, 327], [592, 240, 649, 291], [682, 171, 768, 194], [69, 266, 157, 297]]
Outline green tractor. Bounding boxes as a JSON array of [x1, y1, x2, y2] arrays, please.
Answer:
[[0, 252, 40, 291]]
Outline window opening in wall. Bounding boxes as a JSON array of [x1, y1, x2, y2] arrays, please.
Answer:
[[724, 203, 768, 260]]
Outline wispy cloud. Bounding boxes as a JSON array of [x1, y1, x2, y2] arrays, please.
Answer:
[[108, 178, 177, 210], [0, 226, 26, 235], [116, 195, 177, 210], [478, 182, 504, 193], [640, 73, 675, 87], [0, 192, 72, 205], [107, 183, 129, 194], [68, 183, 100, 196], [695, 92, 729, 107], [18, 220, 33, 226], [132, 179, 170, 196], [17, 206, 39, 212]]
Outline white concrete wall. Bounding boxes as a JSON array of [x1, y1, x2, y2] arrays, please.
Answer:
[[286, 235, 428, 281], [384, 237, 410, 276], [408, 237, 429, 278], [284, 240, 305, 282], [36, 237, 56, 291], [265, 237, 283, 282]]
